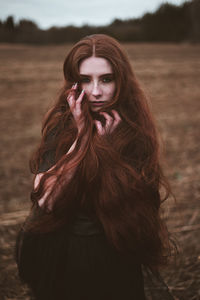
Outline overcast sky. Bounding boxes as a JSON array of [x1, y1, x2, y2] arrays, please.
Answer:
[[1, 0, 187, 29]]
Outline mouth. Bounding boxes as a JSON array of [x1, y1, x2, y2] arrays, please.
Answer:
[[90, 101, 105, 107]]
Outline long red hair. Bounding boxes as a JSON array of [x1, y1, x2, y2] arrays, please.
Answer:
[[29, 34, 173, 271]]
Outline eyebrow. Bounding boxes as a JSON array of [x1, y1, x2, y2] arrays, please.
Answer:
[[79, 73, 114, 77]]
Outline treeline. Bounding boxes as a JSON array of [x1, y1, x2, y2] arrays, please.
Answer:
[[0, 0, 199, 44]]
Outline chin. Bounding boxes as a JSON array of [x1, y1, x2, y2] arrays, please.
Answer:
[[91, 107, 101, 112]]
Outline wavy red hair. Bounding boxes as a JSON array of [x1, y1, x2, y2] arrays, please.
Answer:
[[29, 34, 173, 271]]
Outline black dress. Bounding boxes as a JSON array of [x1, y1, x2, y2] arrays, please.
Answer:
[[16, 207, 147, 300], [15, 134, 174, 300], [16, 207, 175, 300]]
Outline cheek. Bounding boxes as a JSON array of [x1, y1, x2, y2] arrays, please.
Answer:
[[106, 83, 116, 97], [80, 83, 91, 96]]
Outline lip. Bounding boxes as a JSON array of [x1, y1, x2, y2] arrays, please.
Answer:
[[90, 101, 105, 106]]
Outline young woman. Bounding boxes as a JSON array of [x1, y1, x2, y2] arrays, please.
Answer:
[[16, 34, 175, 300]]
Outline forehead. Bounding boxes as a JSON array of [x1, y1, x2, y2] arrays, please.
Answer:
[[79, 56, 113, 75]]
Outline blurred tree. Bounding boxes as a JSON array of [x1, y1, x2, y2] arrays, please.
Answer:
[[16, 19, 41, 43], [109, 19, 143, 41], [141, 2, 191, 41], [110, 18, 124, 27], [190, 0, 200, 41], [0, 16, 16, 42], [45, 26, 83, 43], [18, 19, 38, 31], [4, 16, 15, 31], [0, 1, 199, 44]]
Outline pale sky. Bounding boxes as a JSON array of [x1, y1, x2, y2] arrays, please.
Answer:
[[0, 0, 187, 29]]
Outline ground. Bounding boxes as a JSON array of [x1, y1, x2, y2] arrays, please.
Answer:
[[0, 42, 200, 299]]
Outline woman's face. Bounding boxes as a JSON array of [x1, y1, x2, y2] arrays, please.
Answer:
[[79, 56, 116, 112]]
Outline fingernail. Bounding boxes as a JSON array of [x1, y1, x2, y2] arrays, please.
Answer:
[[74, 82, 78, 88], [81, 89, 84, 93]]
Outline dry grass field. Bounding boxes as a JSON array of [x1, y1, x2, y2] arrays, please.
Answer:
[[0, 42, 200, 299]]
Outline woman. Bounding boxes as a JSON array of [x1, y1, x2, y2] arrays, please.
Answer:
[[16, 34, 174, 300]]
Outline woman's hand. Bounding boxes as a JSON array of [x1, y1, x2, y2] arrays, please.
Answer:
[[34, 173, 57, 209], [94, 110, 121, 136], [67, 83, 85, 134]]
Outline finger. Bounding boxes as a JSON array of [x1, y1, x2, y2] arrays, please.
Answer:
[[112, 110, 121, 124], [110, 110, 121, 132], [76, 89, 85, 105], [100, 112, 114, 130], [94, 120, 104, 135], [73, 89, 84, 118], [67, 83, 76, 99], [34, 173, 43, 189], [111, 110, 121, 120], [67, 93, 75, 108], [67, 82, 77, 104], [72, 82, 78, 90], [100, 112, 113, 124], [67, 85, 78, 107]]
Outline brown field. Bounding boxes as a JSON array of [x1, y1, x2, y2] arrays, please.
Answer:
[[0, 42, 200, 299]]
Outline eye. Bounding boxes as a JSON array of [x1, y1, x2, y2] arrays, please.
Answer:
[[80, 77, 90, 83], [101, 76, 114, 83]]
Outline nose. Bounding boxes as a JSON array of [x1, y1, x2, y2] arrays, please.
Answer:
[[91, 83, 102, 99]]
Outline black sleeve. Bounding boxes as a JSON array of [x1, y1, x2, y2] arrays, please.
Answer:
[[37, 128, 57, 173], [37, 149, 56, 173]]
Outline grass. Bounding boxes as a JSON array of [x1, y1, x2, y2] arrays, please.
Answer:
[[0, 42, 200, 299]]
